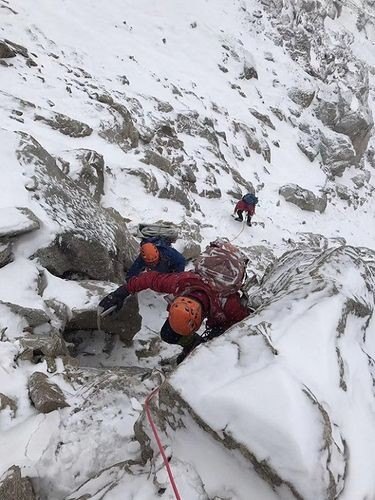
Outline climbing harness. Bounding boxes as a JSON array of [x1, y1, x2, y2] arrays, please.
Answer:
[[144, 384, 182, 500]]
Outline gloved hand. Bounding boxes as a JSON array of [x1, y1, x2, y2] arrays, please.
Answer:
[[98, 286, 129, 317]]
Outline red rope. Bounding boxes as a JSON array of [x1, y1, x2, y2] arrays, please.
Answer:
[[144, 386, 182, 500]]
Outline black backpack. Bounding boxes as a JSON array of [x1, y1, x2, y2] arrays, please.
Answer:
[[242, 193, 258, 205]]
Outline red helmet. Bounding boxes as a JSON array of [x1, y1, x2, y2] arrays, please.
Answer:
[[141, 243, 160, 266], [169, 296, 203, 336]]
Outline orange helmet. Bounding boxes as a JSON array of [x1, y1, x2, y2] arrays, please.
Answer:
[[141, 243, 160, 266], [169, 296, 203, 336]]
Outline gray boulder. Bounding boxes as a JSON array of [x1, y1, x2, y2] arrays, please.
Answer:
[[0, 242, 13, 268], [0, 40, 16, 58], [16, 133, 138, 281], [0, 207, 40, 238], [34, 112, 93, 138], [288, 87, 315, 108], [99, 101, 139, 152], [319, 132, 356, 178], [0, 466, 35, 500], [351, 170, 371, 189], [28, 372, 69, 413], [73, 150, 105, 202], [279, 184, 327, 213], [0, 393, 17, 417], [66, 294, 141, 344]]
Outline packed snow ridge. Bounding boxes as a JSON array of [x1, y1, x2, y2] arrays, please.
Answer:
[[0, 0, 375, 499]]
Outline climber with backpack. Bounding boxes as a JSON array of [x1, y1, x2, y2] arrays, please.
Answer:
[[234, 192, 258, 226], [98, 239, 252, 364], [126, 223, 186, 280]]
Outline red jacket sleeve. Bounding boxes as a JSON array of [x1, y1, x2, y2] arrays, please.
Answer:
[[127, 271, 195, 295]]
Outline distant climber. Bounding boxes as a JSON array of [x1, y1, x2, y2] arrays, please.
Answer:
[[99, 239, 252, 364], [126, 237, 186, 280], [233, 193, 258, 227]]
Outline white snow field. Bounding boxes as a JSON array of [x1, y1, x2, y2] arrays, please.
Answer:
[[0, 0, 375, 498]]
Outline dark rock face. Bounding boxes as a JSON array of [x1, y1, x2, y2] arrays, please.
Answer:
[[0, 393, 17, 417], [99, 101, 139, 151], [66, 292, 141, 344], [34, 112, 93, 138], [28, 372, 69, 413], [288, 87, 315, 108], [319, 132, 356, 178], [0, 242, 13, 268], [16, 133, 138, 281], [279, 183, 327, 213], [0, 466, 35, 500], [0, 40, 16, 58]]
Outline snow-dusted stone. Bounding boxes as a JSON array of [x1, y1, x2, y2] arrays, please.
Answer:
[[297, 132, 320, 162], [319, 131, 356, 178], [0, 466, 35, 500], [0, 40, 16, 58], [0, 241, 13, 268], [19, 333, 69, 363], [16, 133, 138, 281], [28, 372, 69, 413], [288, 87, 315, 108], [315, 94, 373, 161], [68, 149, 105, 203], [279, 184, 327, 213], [335, 184, 352, 202], [99, 101, 139, 151], [152, 245, 375, 499], [1, 302, 50, 328], [240, 62, 258, 80], [233, 121, 271, 163], [0, 393, 17, 417], [0, 207, 40, 238], [141, 150, 174, 175], [351, 170, 371, 189], [67, 293, 141, 344], [127, 168, 159, 195], [159, 184, 191, 210], [249, 108, 275, 130], [34, 111, 93, 138]]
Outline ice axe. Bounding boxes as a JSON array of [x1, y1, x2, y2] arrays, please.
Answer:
[[96, 305, 117, 331]]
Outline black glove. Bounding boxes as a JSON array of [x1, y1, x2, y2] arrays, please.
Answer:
[[98, 286, 129, 316]]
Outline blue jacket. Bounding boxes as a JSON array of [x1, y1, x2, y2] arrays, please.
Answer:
[[126, 239, 186, 280]]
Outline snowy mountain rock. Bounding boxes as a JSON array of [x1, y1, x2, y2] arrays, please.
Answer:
[[28, 371, 69, 414], [0, 242, 13, 269], [15, 132, 138, 281], [0, 207, 40, 238], [0, 0, 375, 497], [0, 466, 35, 500], [279, 183, 328, 212]]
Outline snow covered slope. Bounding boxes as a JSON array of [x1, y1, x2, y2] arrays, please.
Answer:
[[0, 0, 375, 498]]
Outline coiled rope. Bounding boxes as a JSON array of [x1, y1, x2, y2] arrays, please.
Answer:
[[144, 385, 182, 500]]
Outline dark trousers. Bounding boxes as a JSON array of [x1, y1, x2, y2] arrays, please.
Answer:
[[236, 210, 252, 225]]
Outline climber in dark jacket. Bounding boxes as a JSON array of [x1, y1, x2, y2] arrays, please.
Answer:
[[126, 237, 186, 280]]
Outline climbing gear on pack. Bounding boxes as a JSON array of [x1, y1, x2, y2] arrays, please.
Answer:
[[137, 222, 179, 243], [141, 242, 160, 265], [194, 238, 248, 296], [242, 193, 258, 205], [168, 296, 203, 336]]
